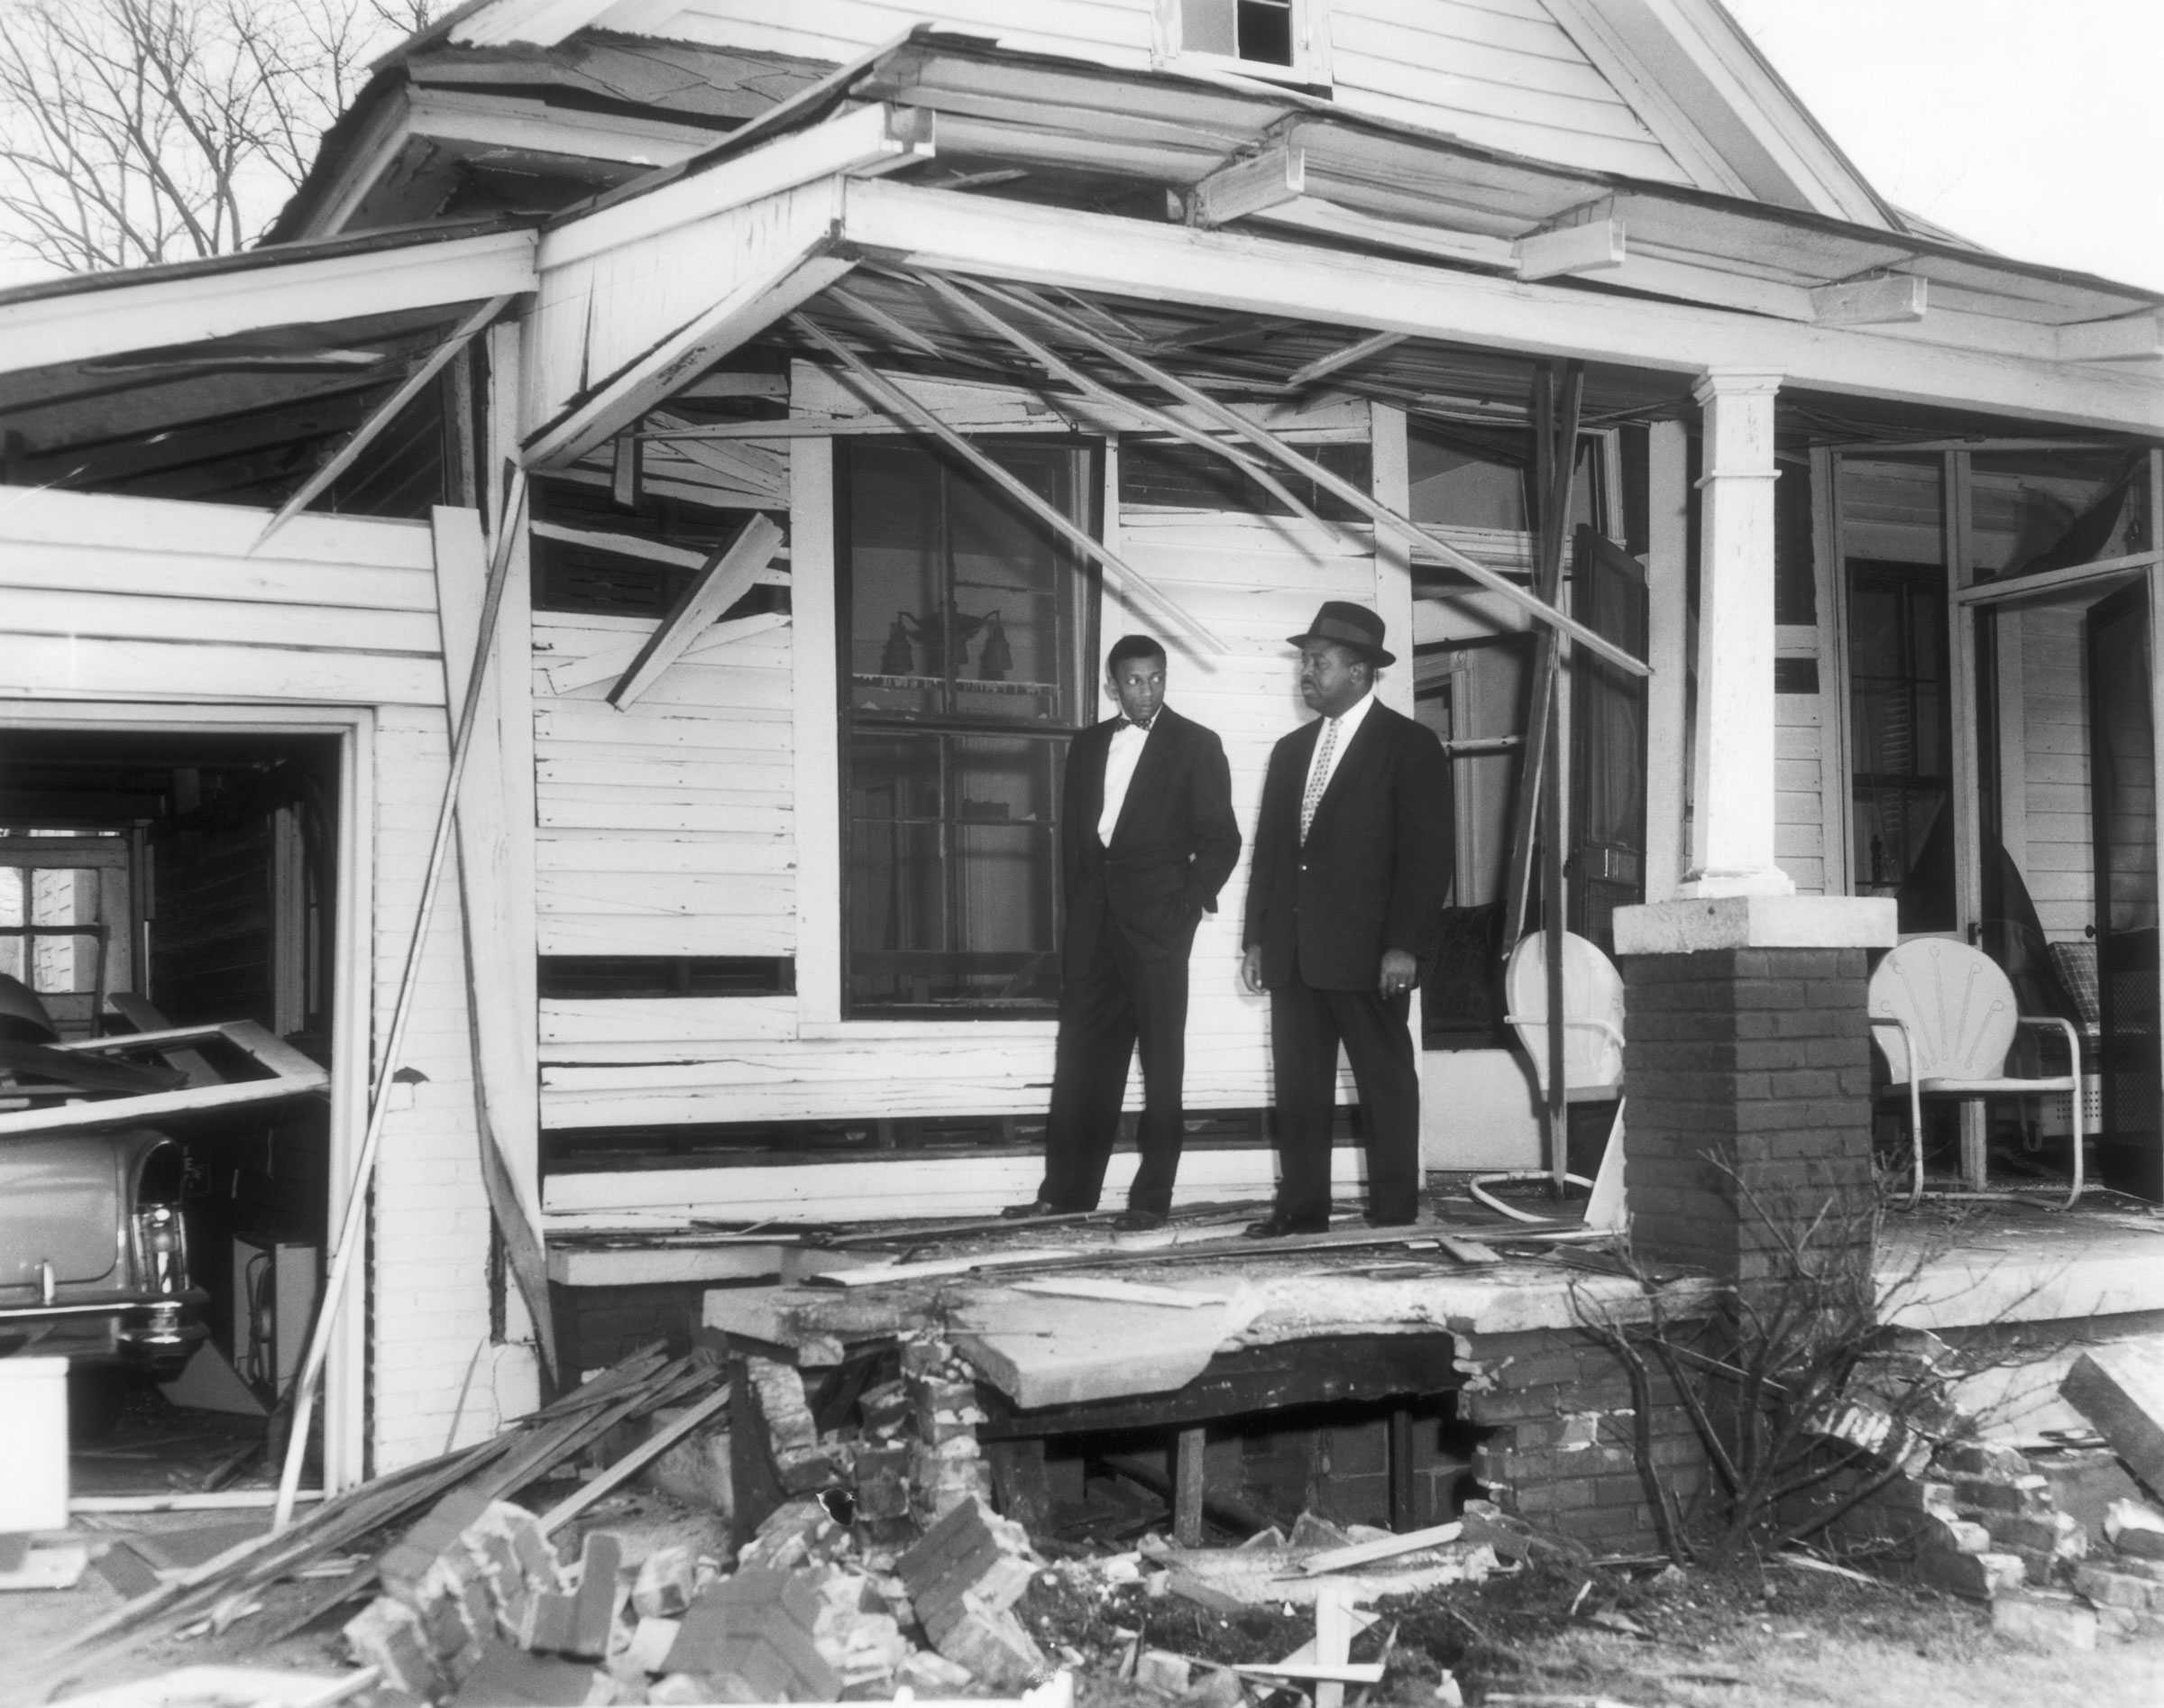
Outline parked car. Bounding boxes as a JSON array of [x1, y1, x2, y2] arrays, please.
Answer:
[[0, 975, 207, 1387]]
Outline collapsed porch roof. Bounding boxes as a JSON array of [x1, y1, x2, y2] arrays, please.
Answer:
[[596, 31, 2164, 345]]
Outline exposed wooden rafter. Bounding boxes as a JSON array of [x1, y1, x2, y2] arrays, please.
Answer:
[[1285, 330, 1407, 390], [0, 227, 536, 379], [906, 267, 1334, 531], [524, 183, 854, 469], [253, 292, 515, 551], [790, 310, 1228, 657], [610, 513, 784, 708], [843, 179, 2163, 434], [949, 275, 1647, 677]]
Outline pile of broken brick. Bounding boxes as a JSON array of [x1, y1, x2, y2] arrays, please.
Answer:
[[343, 1485, 1058, 1703]]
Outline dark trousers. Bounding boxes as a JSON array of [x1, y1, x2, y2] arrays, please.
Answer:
[[1038, 892, 1191, 1215], [1268, 971, 1421, 1226]]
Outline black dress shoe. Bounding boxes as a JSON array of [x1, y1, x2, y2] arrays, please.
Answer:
[[1111, 1209, 1166, 1232], [1243, 1213, 1328, 1238], [1000, 1198, 1060, 1219]]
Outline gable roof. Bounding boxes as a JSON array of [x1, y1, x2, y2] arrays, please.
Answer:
[[406, 0, 1894, 223]]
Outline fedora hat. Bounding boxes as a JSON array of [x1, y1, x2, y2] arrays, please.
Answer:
[[1288, 600, 1395, 667]]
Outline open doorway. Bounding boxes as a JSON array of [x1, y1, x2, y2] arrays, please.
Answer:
[[0, 723, 351, 1487]]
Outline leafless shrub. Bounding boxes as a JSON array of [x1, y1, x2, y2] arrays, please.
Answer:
[[1572, 1155, 2069, 1565]]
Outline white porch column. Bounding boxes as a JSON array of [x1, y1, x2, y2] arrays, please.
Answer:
[[1680, 369, 1792, 898]]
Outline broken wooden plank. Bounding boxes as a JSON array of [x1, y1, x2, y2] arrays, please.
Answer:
[[789, 309, 1226, 657], [1286, 329, 1406, 389], [2063, 1342, 2164, 1499], [0, 1020, 327, 1138], [805, 1247, 1084, 1288], [1174, 1426, 1206, 1548], [1009, 1277, 1229, 1309], [254, 294, 514, 551], [537, 1379, 732, 1533], [1297, 1520, 1464, 1575], [1233, 1661, 1387, 1685], [1312, 1579, 1355, 1708], [608, 512, 784, 708]]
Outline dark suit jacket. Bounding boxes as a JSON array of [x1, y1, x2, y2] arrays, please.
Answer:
[[1243, 698, 1454, 990], [1062, 706, 1241, 960]]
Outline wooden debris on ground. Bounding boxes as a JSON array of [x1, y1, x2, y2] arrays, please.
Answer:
[[26, 1343, 712, 1694], [2063, 1341, 2164, 1499]]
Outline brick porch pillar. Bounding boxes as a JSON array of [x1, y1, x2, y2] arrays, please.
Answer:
[[1612, 897, 1897, 1286]]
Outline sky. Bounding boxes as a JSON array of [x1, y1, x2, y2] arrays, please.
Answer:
[[1721, 0, 2164, 293]]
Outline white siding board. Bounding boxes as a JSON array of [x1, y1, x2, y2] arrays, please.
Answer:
[[593, 0, 1155, 67], [0, 489, 521, 1473], [587, 0, 1692, 185], [2020, 605, 2094, 940]]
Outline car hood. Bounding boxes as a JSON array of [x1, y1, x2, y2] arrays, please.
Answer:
[[0, 1132, 136, 1293]]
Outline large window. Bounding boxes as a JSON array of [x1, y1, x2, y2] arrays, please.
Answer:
[[839, 440, 1098, 1015]]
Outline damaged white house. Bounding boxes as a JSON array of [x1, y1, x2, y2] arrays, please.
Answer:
[[2, 0, 2161, 1516]]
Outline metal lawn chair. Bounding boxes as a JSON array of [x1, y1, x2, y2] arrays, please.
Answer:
[[1472, 930, 1627, 1225], [1866, 937, 2086, 1211]]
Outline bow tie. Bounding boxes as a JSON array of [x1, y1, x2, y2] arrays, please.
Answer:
[[1121, 715, 1155, 731]]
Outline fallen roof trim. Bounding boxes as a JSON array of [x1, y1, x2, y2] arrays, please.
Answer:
[[0, 225, 536, 379]]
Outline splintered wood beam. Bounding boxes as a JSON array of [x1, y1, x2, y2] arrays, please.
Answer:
[[1514, 217, 1627, 280], [907, 267, 1334, 531], [1191, 142, 1305, 228], [1286, 329, 1407, 389], [253, 293, 514, 551], [1811, 272, 1928, 326], [529, 519, 791, 575], [790, 310, 1228, 656], [827, 281, 949, 358], [610, 432, 641, 506], [965, 279, 1647, 678], [2058, 314, 2164, 363], [610, 512, 784, 708]]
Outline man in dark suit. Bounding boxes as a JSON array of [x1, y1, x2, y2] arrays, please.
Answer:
[[1006, 634, 1241, 1231], [1241, 601, 1453, 1235]]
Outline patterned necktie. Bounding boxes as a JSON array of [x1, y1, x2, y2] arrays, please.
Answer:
[[1300, 716, 1338, 843]]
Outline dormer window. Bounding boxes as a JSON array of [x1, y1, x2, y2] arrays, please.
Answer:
[[1156, 0, 1329, 85]]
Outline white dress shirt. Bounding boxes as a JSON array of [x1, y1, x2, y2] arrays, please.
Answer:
[[1097, 712, 1157, 843], [1301, 688, 1375, 814]]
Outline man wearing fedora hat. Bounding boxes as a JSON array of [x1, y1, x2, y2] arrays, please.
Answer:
[[1241, 600, 1453, 1235]]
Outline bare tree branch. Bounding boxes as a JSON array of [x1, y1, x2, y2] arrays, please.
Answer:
[[0, 0, 440, 273]]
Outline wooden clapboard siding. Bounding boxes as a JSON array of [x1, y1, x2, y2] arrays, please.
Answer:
[[592, 0, 1157, 68], [0, 486, 443, 706], [1329, 0, 1687, 181], [536, 439, 1371, 1139], [0, 485, 515, 1471], [1774, 695, 1827, 895], [530, 611, 796, 962], [2019, 603, 2095, 940], [587, 0, 1690, 184]]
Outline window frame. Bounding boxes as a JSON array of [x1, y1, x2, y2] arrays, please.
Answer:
[[832, 435, 1103, 1020], [1151, 0, 1333, 88]]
